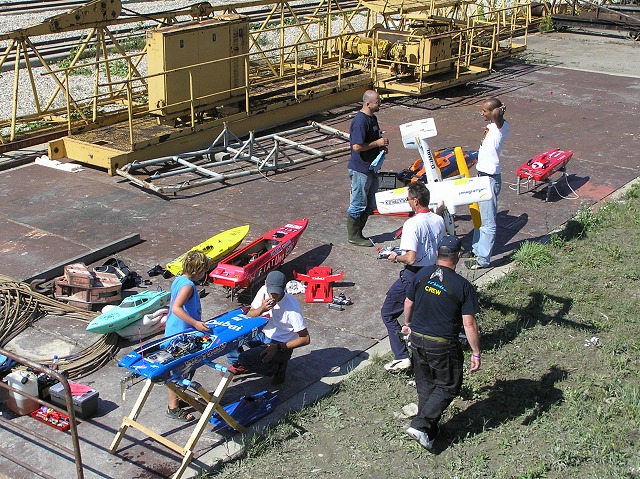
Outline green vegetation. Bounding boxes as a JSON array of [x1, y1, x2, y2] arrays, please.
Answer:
[[539, 15, 555, 33], [57, 53, 92, 76], [107, 34, 146, 54], [108, 59, 129, 77], [206, 184, 640, 478], [16, 120, 56, 134], [513, 240, 554, 270], [56, 34, 145, 76]]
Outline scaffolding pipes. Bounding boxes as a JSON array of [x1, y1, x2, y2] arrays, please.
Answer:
[[115, 121, 351, 195]]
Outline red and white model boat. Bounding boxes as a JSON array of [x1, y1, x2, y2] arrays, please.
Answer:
[[210, 218, 308, 290], [517, 148, 573, 182], [516, 148, 573, 201]]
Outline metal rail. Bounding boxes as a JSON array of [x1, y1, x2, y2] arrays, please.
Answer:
[[0, 347, 85, 479], [116, 121, 351, 194], [0, 0, 156, 15]]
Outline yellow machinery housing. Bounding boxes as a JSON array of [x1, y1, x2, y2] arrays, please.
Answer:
[[338, 30, 453, 76], [147, 15, 249, 119]]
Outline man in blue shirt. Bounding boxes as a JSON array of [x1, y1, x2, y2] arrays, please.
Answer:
[[347, 90, 389, 247]]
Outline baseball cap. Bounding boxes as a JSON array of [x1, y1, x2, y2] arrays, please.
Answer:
[[437, 235, 462, 254], [265, 271, 286, 296]]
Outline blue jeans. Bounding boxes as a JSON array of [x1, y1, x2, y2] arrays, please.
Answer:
[[472, 173, 501, 267], [347, 169, 379, 219], [380, 268, 417, 360], [226, 331, 272, 364], [409, 333, 464, 438], [226, 332, 292, 377]]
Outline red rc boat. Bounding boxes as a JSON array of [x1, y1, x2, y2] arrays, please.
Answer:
[[516, 148, 573, 201], [210, 218, 308, 290], [517, 148, 573, 182]]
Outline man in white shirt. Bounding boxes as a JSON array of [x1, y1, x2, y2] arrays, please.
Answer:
[[227, 271, 310, 384], [381, 182, 445, 372], [467, 97, 510, 270]]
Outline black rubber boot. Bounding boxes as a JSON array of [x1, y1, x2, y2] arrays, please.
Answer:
[[359, 213, 371, 241], [347, 215, 372, 247]]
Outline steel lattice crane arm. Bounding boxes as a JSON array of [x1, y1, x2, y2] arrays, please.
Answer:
[[0, 0, 122, 41]]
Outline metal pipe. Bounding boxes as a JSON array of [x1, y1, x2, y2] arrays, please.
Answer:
[[117, 122, 351, 194], [309, 121, 350, 140]]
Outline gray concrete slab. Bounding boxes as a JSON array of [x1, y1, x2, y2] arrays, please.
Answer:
[[0, 32, 639, 479]]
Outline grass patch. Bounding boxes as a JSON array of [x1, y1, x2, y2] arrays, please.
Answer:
[[107, 59, 129, 77], [539, 15, 555, 33], [205, 184, 640, 478], [513, 240, 555, 270]]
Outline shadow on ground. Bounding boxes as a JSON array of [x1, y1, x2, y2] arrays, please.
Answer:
[[435, 366, 567, 452]]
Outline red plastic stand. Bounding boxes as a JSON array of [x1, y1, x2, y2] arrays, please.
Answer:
[[293, 267, 344, 303]]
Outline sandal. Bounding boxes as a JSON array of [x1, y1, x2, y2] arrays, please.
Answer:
[[166, 406, 195, 422]]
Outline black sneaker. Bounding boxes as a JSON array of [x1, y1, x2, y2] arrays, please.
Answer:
[[147, 264, 164, 276]]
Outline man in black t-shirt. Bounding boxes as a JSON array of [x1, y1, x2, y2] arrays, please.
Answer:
[[402, 235, 481, 450]]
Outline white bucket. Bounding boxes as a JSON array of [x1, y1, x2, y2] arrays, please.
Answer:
[[6, 370, 39, 415]]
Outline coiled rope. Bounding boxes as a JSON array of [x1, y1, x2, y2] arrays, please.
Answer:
[[0, 275, 121, 379]]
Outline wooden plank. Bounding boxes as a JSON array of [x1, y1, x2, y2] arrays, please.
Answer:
[[23, 234, 142, 283]]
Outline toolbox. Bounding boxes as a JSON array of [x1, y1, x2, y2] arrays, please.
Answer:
[[377, 171, 403, 191], [49, 383, 99, 419]]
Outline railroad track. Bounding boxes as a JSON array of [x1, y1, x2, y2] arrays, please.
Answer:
[[0, 0, 157, 16], [1, 27, 147, 73]]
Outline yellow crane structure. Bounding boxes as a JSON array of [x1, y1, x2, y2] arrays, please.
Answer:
[[0, 0, 533, 174]]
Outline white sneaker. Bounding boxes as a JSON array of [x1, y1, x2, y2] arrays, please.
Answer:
[[384, 358, 411, 372], [406, 427, 434, 450]]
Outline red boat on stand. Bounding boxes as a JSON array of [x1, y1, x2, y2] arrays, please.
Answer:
[[210, 218, 309, 297], [516, 148, 573, 201]]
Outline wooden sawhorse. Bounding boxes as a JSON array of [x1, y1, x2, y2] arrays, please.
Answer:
[[109, 368, 244, 479]]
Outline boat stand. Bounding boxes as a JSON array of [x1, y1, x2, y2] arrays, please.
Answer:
[[109, 369, 245, 479], [516, 166, 569, 202]]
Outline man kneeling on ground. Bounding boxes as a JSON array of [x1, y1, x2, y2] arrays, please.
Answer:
[[226, 271, 310, 384]]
